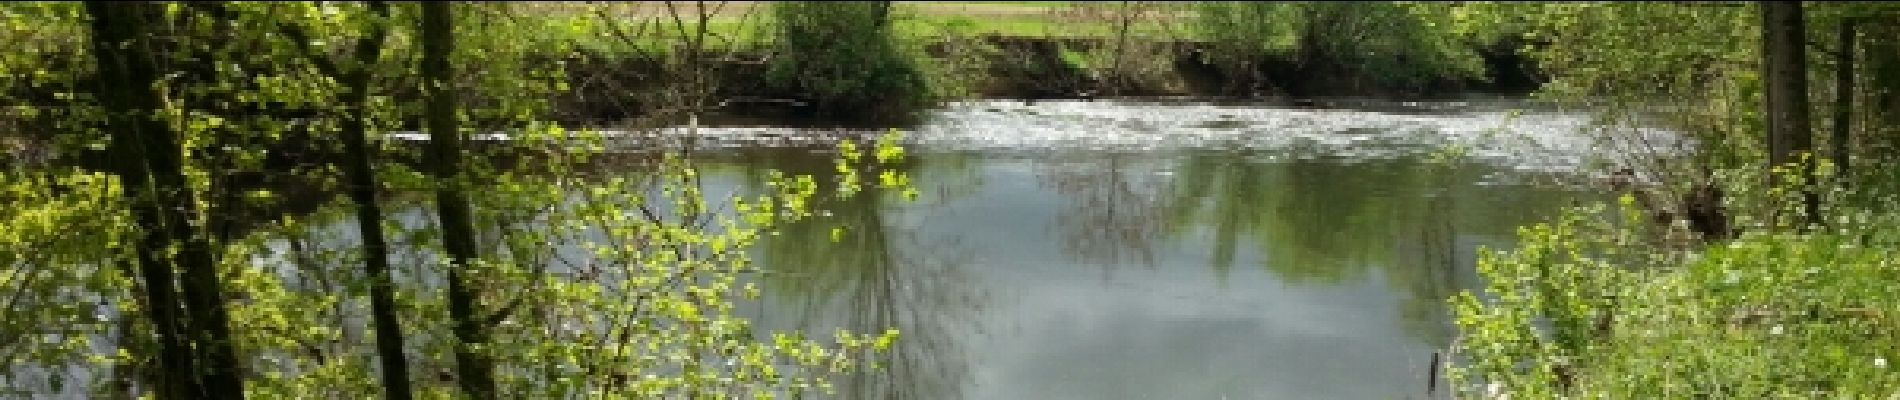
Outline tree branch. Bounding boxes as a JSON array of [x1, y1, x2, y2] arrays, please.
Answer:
[[268, 2, 344, 78], [342, 1, 392, 83]]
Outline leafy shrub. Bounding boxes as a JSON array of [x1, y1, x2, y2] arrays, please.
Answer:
[[767, 1, 930, 120], [1193, 1, 1486, 94], [1451, 177, 1900, 398]]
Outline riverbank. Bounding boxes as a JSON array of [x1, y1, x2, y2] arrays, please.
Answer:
[[1452, 179, 1900, 397], [456, 2, 1543, 125], [545, 34, 1540, 126], [0, 2, 1540, 135]]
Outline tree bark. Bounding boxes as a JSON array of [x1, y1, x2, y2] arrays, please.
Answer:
[[87, 4, 196, 394], [421, 2, 496, 398], [873, 1, 891, 29], [328, 2, 414, 398], [1760, 1, 1818, 226], [1831, 19, 1855, 175], [85, 2, 246, 398], [1869, 24, 1900, 155]]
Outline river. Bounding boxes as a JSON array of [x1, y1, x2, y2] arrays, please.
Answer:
[[0, 95, 1667, 398], [645, 98, 1614, 399]]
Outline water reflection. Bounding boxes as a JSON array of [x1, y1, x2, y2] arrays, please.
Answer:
[[1037, 151, 1167, 269], [699, 147, 1583, 398], [672, 98, 1608, 399], [202, 97, 1616, 399], [725, 147, 986, 400]]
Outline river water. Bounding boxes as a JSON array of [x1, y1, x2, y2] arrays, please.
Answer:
[[0, 97, 1664, 399], [659, 98, 1617, 399]]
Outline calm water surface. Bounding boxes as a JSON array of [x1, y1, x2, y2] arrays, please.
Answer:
[[1, 98, 1654, 399], [665, 98, 1615, 399]]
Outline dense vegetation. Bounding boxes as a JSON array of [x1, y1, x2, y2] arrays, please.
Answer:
[[3, 1, 1900, 398], [1447, 1, 1900, 398], [765, 2, 929, 119], [1194, 2, 1487, 95], [442, 1, 1548, 122], [0, 2, 906, 398]]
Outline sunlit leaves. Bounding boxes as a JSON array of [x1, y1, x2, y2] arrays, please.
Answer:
[[0, 170, 131, 394], [1452, 191, 1900, 397], [767, 2, 932, 119], [3, 1, 908, 398], [1467, 1, 1771, 179], [444, 129, 916, 398], [1193, 1, 1486, 91]]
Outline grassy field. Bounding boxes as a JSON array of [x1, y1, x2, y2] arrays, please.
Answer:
[[523, 1, 1197, 52], [905, 2, 1191, 38]]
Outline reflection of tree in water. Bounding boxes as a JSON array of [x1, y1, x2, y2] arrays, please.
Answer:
[[1388, 163, 1464, 346], [1384, 162, 1589, 346], [1036, 152, 1168, 271], [1157, 150, 1579, 344], [1264, 157, 1417, 281], [1157, 150, 1275, 281], [734, 145, 985, 400], [1157, 151, 1416, 283]]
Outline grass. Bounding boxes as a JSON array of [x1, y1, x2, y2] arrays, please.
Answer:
[[896, 16, 1068, 38], [527, 14, 772, 55], [895, 15, 1184, 39], [1450, 175, 1900, 397], [925, 1, 1074, 6], [504, 0, 1210, 83], [520, 1, 1196, 50]]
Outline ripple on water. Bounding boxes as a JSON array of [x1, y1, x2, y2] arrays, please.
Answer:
[[627, 98, 1687, 175]]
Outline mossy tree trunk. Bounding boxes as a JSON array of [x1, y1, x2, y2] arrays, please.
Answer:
[[84, 1, 245, 398], [420, 2, 496, 398], [1831, 18, 1855, 174], [1867, 23, 1900, 158], [323, 1, 414, 398], [1760, 1, 1819, 225]]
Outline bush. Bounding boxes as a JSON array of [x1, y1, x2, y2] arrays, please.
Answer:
[[1451, 178, 1900, 398], [766, 1, 930, 121], [1194, 1, 1486, 94]]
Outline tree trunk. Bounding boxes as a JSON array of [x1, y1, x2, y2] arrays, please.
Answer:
[[333, 2, 413, 399], [873, 1, 891, 29], [175, 2, 247, 250], [1868, 23, 1900, 157], [1831, 19, 1855, 175], [421, 2, 496, 398], [1760, 1, 1818, 226], [85, 2, 245, 398], [1110, 1, 1133, 96]]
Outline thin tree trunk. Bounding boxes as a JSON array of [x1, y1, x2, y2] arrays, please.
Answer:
[[1295, 4, 1325, 92], [1760, 1, 1818, 226], [105, 303, 146, 399], [421, 2, 496, 398], [334, 2, 412, 398], [1831, 19, 1855, 175], [176, 2, 246, 250], [85, 2, 245, 398], [1110, 1, 1133, 96], [1867, 24, 1900, 156], [874, 1, 891, 29]]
